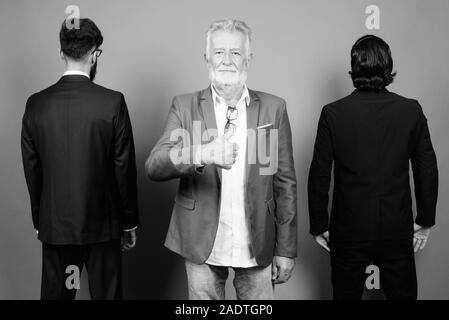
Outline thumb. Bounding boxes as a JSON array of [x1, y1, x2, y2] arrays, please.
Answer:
[[132, 231, 137, 244], [414, 223, 421, 232], [224, 128, 234, 140], [272, 260, 279, 280]]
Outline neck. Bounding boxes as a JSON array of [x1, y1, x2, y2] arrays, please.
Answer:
[[65, 60, 91, 75], [213, 83, 245, 106]]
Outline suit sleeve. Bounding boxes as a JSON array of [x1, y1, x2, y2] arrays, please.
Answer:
[[411, 103, 438, 227], [273, 102, 298, 258], [21, 98, 42, 230], [145, 96, 204, 181], [114, 94, 139, 230], [308, 106, 334, 236]]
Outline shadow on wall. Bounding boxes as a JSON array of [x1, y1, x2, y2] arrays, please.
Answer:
[[119, 70, 190, 299], [122, 152, 187, 299]]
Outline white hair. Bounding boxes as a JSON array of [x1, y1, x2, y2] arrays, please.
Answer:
[[205, 18, 252, 60]]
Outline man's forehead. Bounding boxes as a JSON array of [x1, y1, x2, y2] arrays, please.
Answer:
[[210, 29, 246, 46]]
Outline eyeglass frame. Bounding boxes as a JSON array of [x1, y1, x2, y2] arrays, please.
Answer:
[[92, 48, 103, 58], [224, 106, 238, 134]]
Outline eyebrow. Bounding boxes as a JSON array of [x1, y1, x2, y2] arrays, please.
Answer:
[[213, 48, 242, 51]]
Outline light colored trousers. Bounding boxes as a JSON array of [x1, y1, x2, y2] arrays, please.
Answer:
[[185, 260, 274, 300]]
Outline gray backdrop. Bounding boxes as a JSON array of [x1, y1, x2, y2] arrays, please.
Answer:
[[0, 0, 448, 299]]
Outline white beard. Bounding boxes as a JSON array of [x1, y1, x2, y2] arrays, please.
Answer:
[[208, 66, 248, 98]]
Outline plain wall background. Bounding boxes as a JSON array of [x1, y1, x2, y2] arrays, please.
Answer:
[[0, 0, 448, 299]]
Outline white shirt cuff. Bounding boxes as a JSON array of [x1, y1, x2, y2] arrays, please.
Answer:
[[194, 145, 204, 166]]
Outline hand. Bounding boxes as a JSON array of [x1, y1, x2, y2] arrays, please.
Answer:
[[413, 223, 431, 252], [314, 231, 330, 252], [201, 129, 239, 169], [271, 256, 295, 284], [122, 229, 137, 251]]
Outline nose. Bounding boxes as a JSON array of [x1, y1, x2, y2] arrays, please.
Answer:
[[223, 51, 232, 65]]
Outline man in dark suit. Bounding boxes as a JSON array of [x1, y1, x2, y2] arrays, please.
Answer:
[[21, 18, 139, 300], [146, 19, 297, 300], [308, 35, 438, 299]]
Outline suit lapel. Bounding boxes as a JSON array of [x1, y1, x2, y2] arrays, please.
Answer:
[[199, 87, 217, 137], [245, 89, 261, 186], [199, 87, 261, 184], [199, 87, 222, 181]]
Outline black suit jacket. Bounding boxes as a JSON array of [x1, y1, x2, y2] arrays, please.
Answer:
[[21, 75, 139, 245], [308, 89, 438, 241]]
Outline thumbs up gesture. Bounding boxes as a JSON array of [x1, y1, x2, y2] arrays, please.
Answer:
[[200, 129, 239, 169]]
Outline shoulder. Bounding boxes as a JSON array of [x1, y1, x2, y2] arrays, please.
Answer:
[[322, 90, 423, 121], [25, 84, 57, 113], [26, 91, 41, 106], [322, 93, 355, 112], [173, 89, 204, 105], [379, 92, 423, 119], [89, 82, 124, 101], [86, 83, 127, 116], [250, 90, 286, 109], [30, 81, 124, 102], [170, 89, 206, 116], [388, 92, 421, 108], [26, 82, 59, 104]]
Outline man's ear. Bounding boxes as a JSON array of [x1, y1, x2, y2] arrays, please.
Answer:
[[59, 48, 64, 60], [203, 53, 208, 63], [90, 48, 97, 65], [244, 53, 253, 68], [248, 53, 253, 63]]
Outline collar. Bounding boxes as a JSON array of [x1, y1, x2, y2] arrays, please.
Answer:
[[352, 88, 390, 95], [210, 84, 250, 107], [63, 70, 90, 79]]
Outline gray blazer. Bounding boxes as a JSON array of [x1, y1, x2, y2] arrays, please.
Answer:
[[146, 86, 297, 266]]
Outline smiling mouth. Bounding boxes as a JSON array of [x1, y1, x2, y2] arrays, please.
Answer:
[[219, 70, 237, 72]]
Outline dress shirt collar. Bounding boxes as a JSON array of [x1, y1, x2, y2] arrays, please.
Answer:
[[210, 83, 250, 108], [63, 70, 90, 79]]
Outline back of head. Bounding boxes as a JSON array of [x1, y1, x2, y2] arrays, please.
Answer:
[[349, 35, 396, 91], [59, 18, 103, 61]]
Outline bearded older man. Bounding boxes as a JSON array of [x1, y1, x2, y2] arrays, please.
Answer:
[[146, 19, 297, 300]]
